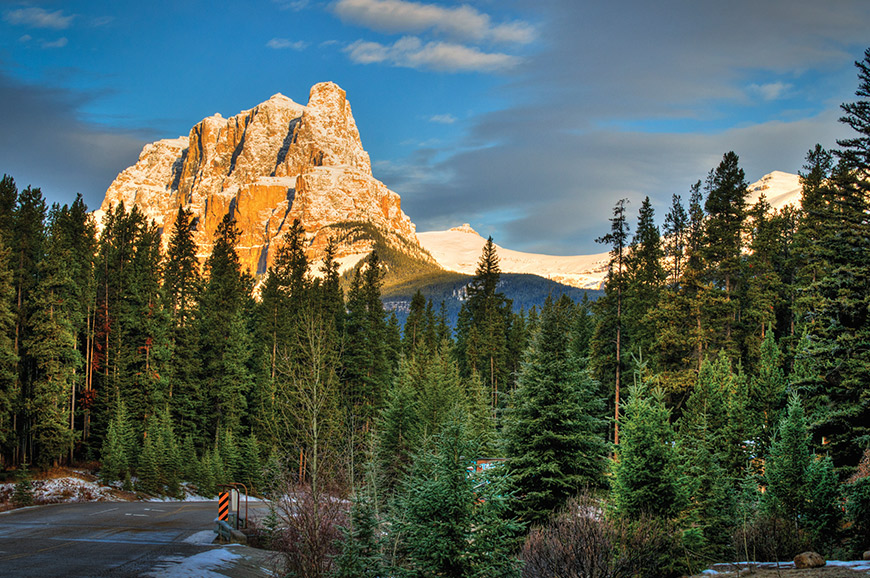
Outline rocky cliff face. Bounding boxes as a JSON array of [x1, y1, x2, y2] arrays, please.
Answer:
[[97, 82, 428, 274]]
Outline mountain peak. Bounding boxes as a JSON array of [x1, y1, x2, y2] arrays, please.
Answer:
[[449, 223, 479, 235], [98, 82, 423, 275]]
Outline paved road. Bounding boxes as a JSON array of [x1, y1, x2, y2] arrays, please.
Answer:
[[0, 501, 272, 577]]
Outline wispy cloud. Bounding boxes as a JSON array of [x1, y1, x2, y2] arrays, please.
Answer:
[[272, 0, 310, 10], [346, 36, 519, 72], [41, 37, 68, 49], [267, 38, 308, 50], [334, 0, 535, 44], [429, 113, 456, 124], [747, 81, 793, 101], [4, 7, 74, 30]]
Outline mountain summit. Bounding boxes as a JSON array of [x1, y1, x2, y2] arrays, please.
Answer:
[[97, 82, 425, 274]]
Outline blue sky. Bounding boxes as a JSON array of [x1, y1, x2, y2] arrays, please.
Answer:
[[1, 0, 869, 254]]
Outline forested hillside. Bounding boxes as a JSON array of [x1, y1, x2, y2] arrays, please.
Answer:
[[1, 46, 870, 578]]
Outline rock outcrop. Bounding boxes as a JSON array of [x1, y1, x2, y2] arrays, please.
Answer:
[[793, 551, 825, 569], [97, 82, 427, 274]]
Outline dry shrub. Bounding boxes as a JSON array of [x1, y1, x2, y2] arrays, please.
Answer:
[[271, 478, 350, 578], [521, 495, 678, 578], [731, 514, 812, 562]]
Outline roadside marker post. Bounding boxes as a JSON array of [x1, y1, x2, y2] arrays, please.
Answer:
[[218, 491, 230, 522]]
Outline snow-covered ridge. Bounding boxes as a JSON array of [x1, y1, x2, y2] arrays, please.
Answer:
[[419, 172, 803, 291], [746, 170, 801, 211], [417, 228, 611, 290]]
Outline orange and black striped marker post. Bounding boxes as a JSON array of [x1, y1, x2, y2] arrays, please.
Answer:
[[218, 491, 229, 522]]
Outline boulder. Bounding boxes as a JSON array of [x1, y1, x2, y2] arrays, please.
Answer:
[[863, 549, 870, 560], [793, 551, 825, 569]]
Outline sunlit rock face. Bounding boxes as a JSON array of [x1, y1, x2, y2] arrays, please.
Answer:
[[98, 82, 422, 274]]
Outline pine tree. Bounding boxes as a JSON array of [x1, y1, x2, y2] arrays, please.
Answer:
[[395, 415, 521, 578], [764, 392, 810, 524], [504, 295, 607, 525], [376, 357, 422, 499], [625, 196, 665, 358], [198, 213, 252, 438], [0, 238, 19, 460], [591, 198, 629, 445], [455, 237, 512, 416], [332, 492, 385, 578], [162, 207, 203, 443], [702, 152, 748, 356], [610, 380, 682, 520]]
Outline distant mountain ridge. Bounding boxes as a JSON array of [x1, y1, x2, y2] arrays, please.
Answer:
[[416, 171, 801, 290], [97, 82, 804, 295]]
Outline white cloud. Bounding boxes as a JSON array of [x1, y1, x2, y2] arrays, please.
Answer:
[[272, 0, 310, 10], [41, 37, 68, 49], [267, 38, 308, 50], [333, 0, 535, 44], [747, 81, 793, 101], [4, 7, 74, 29], [345, 36, 519, 72], [18, 34, 31, 42], [429, 113, 456, 124]]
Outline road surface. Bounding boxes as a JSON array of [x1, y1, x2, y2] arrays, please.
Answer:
[[0, 501, 272, 577]]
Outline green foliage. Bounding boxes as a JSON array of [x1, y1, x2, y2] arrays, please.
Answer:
[[100, 400, 133, 483], [764, 392, 810, 523], [504, 295, 607, 525], [393, 415, 522, 578], [12, 466, 34, 507], [803, 454, 841, 553], [376, 357, 422, 499], [332, 492, 385, 578], [845, 450, 870, 554], [454, 237, 513, 416], [611, 381, 682, 520]]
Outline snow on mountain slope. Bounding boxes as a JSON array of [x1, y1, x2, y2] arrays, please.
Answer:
[[746, 171, 801, 211], [417, 224, 611, 290], [418, 172, 803, 291]]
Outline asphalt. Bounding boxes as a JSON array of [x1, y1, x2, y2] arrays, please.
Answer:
[[0, 501, 274, 577]]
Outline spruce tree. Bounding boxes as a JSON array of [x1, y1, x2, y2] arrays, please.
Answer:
[[395, 415, 521, 578], [454, 237, 512, 416], [702, 151, 748, 356], [198, 213, 252, 438], [610, 380, 682, 520], [625, 196, 665, 359], [764, 392, 810, 524], [0, 239, 19, 459], [797, 48, 870, 468], [590, 198, 629, 445], [663, 192, 689, 287], [376, 357, 422, 499], [26, 211, 81, 467], [162, 207, 203, 443], [504, 295, 607, 525], [332, 491, 385, 578]]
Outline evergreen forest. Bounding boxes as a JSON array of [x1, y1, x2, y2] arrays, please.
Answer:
[[2, 47, 870, 578]]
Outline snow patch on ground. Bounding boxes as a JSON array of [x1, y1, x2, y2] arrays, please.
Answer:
[[702, 560, 870, 574], [142, 547, 241, 577], [0, 473, 128, 506]]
